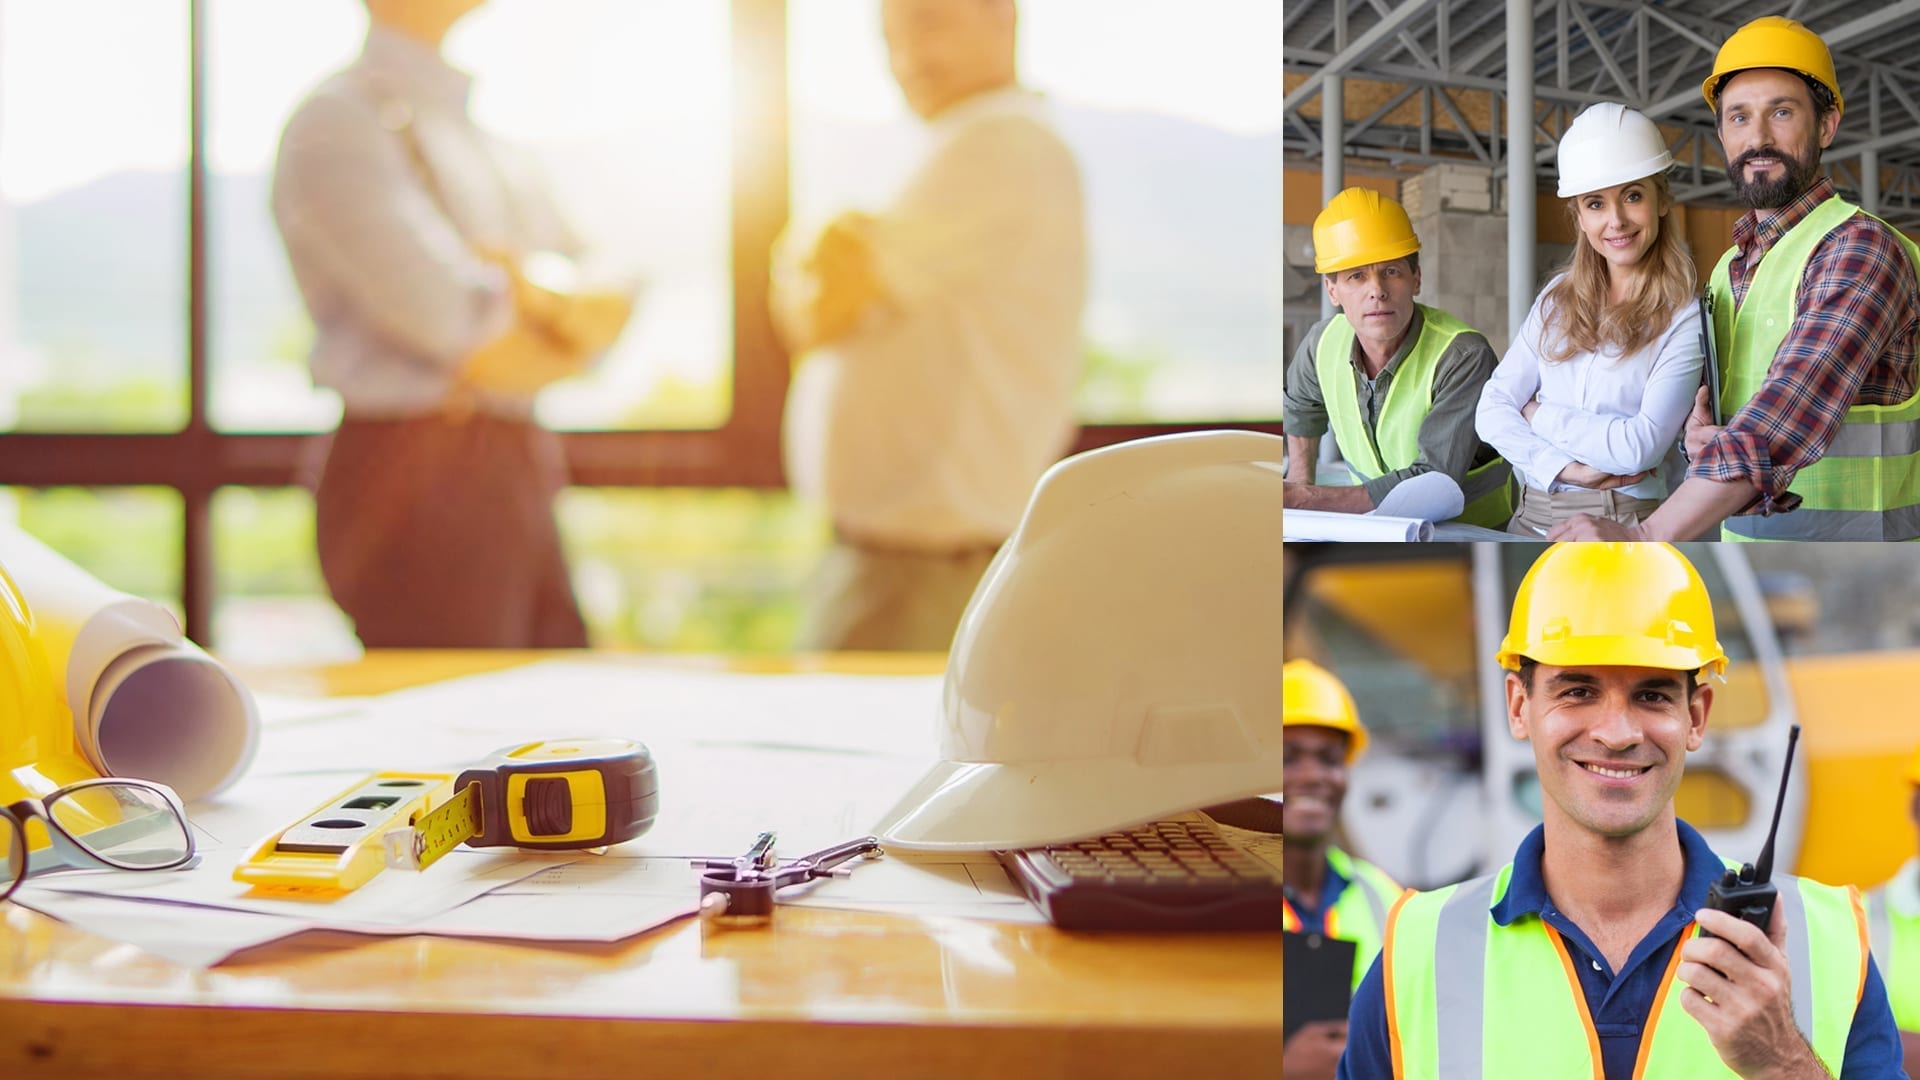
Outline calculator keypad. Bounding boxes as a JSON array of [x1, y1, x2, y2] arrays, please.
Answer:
[[1044, 822, 1277, 886], [998, 817, 1283, 931]]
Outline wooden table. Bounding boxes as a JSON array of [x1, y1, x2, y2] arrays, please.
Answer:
[[0, 652, 1282, 1079]]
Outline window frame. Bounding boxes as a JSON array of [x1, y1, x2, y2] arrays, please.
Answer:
[[0, 0, 1279, 641]]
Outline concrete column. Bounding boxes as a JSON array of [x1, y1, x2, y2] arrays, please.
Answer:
[[1322, 76, 1345, 321], [1506, 0, 1535, 342], [1404, 163, 1510, 353], [1862, 149, 1881, 214]]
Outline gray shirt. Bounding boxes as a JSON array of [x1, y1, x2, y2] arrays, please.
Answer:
[[1283, 306, 1508, 509], [271, 26, 580, 419]]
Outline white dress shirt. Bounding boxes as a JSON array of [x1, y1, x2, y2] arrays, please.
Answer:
[[781, 86, 1088, 550], [272, 26, 579, 418], [1476, 277, 1704, 499]]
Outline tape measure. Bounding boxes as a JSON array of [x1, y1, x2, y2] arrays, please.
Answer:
[[383, 738, 658, 872]]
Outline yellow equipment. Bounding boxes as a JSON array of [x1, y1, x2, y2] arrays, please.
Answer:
[[1701, 15, 1843, 116], [1496, 542, 1729, 677], [386, 738, 657, 872], [1283, 658, 1369, 763], [1312, 187, 1420, 275], [0, 563, 111, 845], [235, 739, 657, 893]]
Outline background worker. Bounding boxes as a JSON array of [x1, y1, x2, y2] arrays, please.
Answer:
[[1553, 16, 1920, 543], [1866, 742, 1920, 1066], [273, 0, 632, 648], [1283, 188, 1512, 528], [1476, 103, 1703, 535], [773, 0, 1087, 652], [1339, 542, 1906, 1079], [1282, 658, 1404, 1080]]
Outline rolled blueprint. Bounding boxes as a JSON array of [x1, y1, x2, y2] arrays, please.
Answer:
[[0, 526, 258, 801], [1282, 508, 1434, 543]]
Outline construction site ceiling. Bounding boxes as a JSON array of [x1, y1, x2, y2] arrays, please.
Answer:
[[1285, 0, 1920, 225]]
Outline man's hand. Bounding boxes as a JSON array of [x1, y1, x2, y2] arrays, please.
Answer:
[[1285, 480, 1375, 514], [1677, 905, 1829, 1080], [781, 212, 885, 351], [1555, 462, 1651, 490], [457, 326, 589, 398], [1685, 385, 1725, 461], [1282, 1019, 1348, 1080], [543, 289, 634, 357]]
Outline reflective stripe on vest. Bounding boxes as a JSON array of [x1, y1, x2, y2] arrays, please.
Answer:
[[1327, 847, 1400, 990], [1282, 848, 1401, 990], [1866, 884, 1920, 1030], [1383, 862, 1868, 1079], [1709, 196, 1920, 541], [1314, 306, 1513, 528]]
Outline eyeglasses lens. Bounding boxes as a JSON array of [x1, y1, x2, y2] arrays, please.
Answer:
[[1, 814, 21, 888], [47, 783, 191, 868]]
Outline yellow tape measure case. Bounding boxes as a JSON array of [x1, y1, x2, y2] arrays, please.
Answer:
[[461, 738, 658, 849]]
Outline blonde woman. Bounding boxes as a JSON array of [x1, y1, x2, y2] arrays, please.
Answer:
[[1476, 103, 1704, 535]]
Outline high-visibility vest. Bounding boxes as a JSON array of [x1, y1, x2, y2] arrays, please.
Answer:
[[1709, 196, 1920, 541], [1281, 847, 1403, 990], [1314, 306, 1513, 529], [1865, 874, 1920, 1032], [1382, 861, 1869, 1079]]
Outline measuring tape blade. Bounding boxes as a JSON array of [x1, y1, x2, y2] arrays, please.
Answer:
[[405, 781, 485, 871]]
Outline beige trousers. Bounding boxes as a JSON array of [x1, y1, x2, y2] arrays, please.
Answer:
[[1505, 484, 1664, 538], [797, 540, 999, 653]]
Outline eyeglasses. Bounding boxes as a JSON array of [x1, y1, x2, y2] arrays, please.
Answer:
[[1, 777, 197, 902]]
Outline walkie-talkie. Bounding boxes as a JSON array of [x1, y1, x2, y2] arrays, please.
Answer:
[[1700, 723, 1800, 939]]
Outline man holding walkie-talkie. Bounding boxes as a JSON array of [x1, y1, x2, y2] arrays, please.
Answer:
[[1338, 543, 1906, 1079]]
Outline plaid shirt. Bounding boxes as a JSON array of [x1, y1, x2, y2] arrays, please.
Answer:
[[1689, 176, 1920, 513]]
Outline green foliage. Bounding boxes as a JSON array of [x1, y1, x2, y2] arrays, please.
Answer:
[[8, 487, 182, 604], [560, 488, 829, 652], [13, 377, 186, 432], [1077, 339, 1164, 421]]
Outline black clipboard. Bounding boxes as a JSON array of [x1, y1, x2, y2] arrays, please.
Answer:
[[1699, 292, 1723, 426], [1284, 931, 1358, 1039]]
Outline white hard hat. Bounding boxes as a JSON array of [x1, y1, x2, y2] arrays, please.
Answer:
[[1556, 102, 1673, 198], [871, 431, 1282, 851]]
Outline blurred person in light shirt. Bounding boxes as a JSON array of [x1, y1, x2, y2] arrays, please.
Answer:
[[773, 0, 1087, 653], [271, 0, 632, 648]]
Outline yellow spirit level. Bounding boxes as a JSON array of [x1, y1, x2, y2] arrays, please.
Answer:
[[233, 771, 453, 893]]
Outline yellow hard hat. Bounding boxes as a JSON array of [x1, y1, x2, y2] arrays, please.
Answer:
[[1283, 659, 1369, 763], [1906, 742, 1920, 786], [1496, 543, 1729, 677], [1702, 16, 1843, 117], [1313, 187, 1420, 275], [0, 562, 108, 849]]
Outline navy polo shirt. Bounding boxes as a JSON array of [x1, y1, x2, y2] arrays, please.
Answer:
[[1337, 820, 1909, 1079], [1285, 852, 1351, 934]]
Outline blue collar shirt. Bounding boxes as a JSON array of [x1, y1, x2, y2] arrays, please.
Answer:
[[1285, 852, 1351, 934], [1337, 819, 1909, 1079]]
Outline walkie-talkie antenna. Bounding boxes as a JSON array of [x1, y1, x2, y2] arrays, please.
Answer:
[[1750, 723, 1800, 883]]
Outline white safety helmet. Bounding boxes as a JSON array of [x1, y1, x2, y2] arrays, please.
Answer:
[[1556, 102, 1673, 198], [872, 431, 1282, 851]]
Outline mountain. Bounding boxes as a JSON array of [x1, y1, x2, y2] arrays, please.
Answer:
[[7, 104, 1281, 388]]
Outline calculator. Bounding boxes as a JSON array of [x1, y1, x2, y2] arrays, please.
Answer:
[[997, 817, 1284, 931]]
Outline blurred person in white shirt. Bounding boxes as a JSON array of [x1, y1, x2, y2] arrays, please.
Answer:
[[774, 0, 1087, 652], [1476, 103, 1703, 537], [272, 0, 630, 647]]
